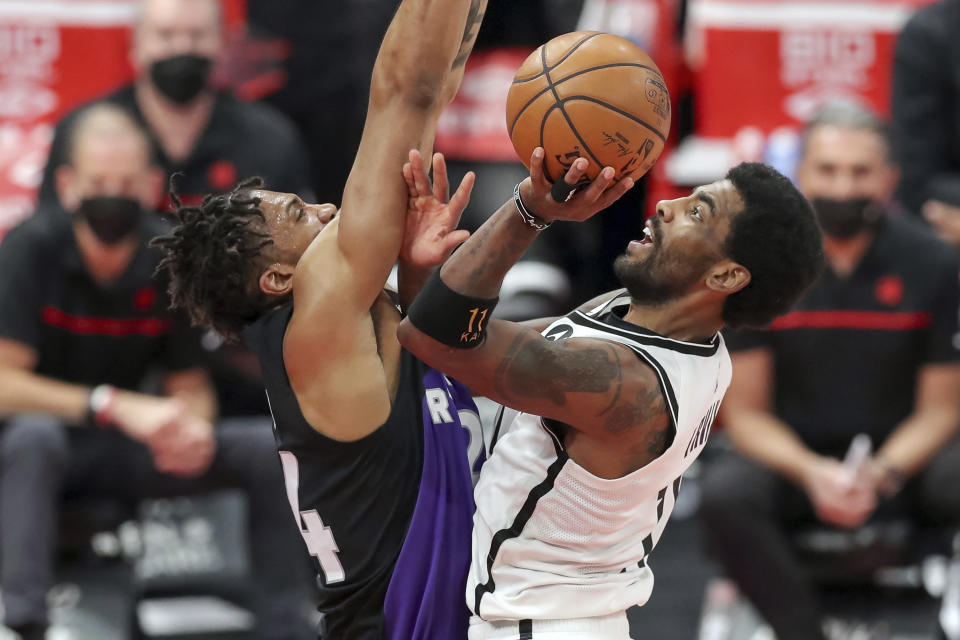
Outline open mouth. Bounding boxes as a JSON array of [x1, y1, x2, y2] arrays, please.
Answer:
[[638, 223, 654, 246]]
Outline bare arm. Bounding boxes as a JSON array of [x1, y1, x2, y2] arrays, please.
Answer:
[[391, 0, 488, 308], [398, 151, 646, 438], [876, 362, 960, 476], [0, 338, 90, 423], [283, 0, 485, 440], [163, 367, 217, 424], [0, 337, 213, 433]]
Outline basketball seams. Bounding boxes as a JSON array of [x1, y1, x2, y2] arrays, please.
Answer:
[[513, 61, 661, 86], [511, 32, 602, 85], [508, 62, 666, 138], [560, 96, 667, 142], [539, 44, 606, 183]]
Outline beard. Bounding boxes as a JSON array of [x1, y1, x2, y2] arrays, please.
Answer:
[[614, 239, 718, 306]]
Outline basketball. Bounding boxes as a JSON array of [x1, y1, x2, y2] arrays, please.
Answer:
[[506, 31, 671, 185]]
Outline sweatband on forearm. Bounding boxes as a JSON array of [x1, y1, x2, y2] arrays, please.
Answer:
[[407, 271, 498, 348]]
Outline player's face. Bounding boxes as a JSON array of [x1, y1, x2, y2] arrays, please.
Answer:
[[254, 190, 338, 267], [614, 180, 743, 304], [796, 125, 898, 203]]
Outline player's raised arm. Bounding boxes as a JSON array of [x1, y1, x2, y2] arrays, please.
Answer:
[[397, 150, 648, 434], [293, 0, 486, 318], [278, 1, 485, 439]]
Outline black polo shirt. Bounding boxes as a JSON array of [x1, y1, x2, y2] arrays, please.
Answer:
[[0, 213, 204, 390], [725, 214, 960, 454], [37, 85, 313, 212]]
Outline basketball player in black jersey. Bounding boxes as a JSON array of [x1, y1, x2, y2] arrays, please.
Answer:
[[398, 150, 824, 638], [151, 1, 488, 638]]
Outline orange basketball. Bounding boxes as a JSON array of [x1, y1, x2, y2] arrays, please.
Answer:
[[506, 31, 671, 184]]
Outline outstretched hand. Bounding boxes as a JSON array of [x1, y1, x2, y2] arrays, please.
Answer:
[[400, 150, 473, 267], [519, 147, 635, 224]]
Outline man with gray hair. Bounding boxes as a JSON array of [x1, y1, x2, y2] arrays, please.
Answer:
[[699, 100, 960, 639]]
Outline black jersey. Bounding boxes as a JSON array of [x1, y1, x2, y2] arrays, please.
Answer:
[[243, 304, 483, 639], [725, 214, 960, 453]]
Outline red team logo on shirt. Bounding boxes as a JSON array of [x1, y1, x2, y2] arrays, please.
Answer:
[[134, 286, 157, 310], [874, 275, 904, 307], [208, 160, 238, 191]]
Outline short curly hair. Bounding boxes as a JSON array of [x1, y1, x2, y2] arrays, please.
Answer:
[[722, 163, 824, 328], [151, 177, 275, 342]]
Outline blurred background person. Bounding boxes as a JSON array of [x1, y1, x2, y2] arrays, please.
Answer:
[[38, 0, 312, 212], [892, 0, 960, 222], [1, 0, 956, 638], [0, 104, 310, 640], [35, 0, 315, 419], [698, 100, 960, 640]]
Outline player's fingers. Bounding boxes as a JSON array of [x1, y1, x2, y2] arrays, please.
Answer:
[[402, 162, 418, 198], [529, 148, 548, 187], [447, 171, 475, 220], [579, 166, 616, 203], [442, 229, 471, 252], [432, 153, 450, 203], [552, 157, 588, 203], [598, 176, 635, 208], [410, 150, 432, 196], [564, 157, 590, 184]]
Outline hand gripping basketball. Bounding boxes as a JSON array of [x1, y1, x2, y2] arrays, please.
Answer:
[[518, 146, 634, 224], [506, 31, 671, 187]]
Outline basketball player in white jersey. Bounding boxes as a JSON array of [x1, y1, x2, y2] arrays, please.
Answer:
[[398, 148, 824, 639]]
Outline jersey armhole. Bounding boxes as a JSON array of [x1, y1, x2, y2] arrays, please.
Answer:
[[623, 345, 679, 452]]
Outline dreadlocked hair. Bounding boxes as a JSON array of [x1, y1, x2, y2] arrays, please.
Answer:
[[152, 176, 274, 342]]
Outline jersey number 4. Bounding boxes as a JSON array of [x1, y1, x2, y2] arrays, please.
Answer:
[[278, 451, 345, 584]]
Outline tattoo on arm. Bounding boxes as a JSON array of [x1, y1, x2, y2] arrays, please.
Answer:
[[645, 425, 671, 456], [452, 0, 487, 70], [492, 333, 622, 406], [595, 346, 622, 417], [603, 385, 667, 435]]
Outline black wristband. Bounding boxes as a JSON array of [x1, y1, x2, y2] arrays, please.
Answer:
[[407, 271, 498, 348], [514, 183, 552, 230]]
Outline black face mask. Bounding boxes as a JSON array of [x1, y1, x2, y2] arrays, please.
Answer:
[[76, 197, 143, 245], [810, 197, 882, 239], [149, 54, 213, 104]]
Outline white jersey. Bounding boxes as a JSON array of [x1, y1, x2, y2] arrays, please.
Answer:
[[469, 292, 732, 622]]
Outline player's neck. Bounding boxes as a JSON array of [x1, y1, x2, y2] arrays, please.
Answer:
[[622, 294, 723, 343], [135, 80, 215, 162]]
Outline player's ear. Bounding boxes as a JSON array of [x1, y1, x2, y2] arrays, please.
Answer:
[[705, 259, 750, 295], [260, 263, 296, 297]]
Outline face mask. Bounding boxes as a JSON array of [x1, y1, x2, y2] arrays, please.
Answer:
[[810, 197, 882, 239], [149, 54, 213, 104], [76, 197, 143, 245]]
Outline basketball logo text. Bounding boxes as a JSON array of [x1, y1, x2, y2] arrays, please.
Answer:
[[644, 77, 670, 120]]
